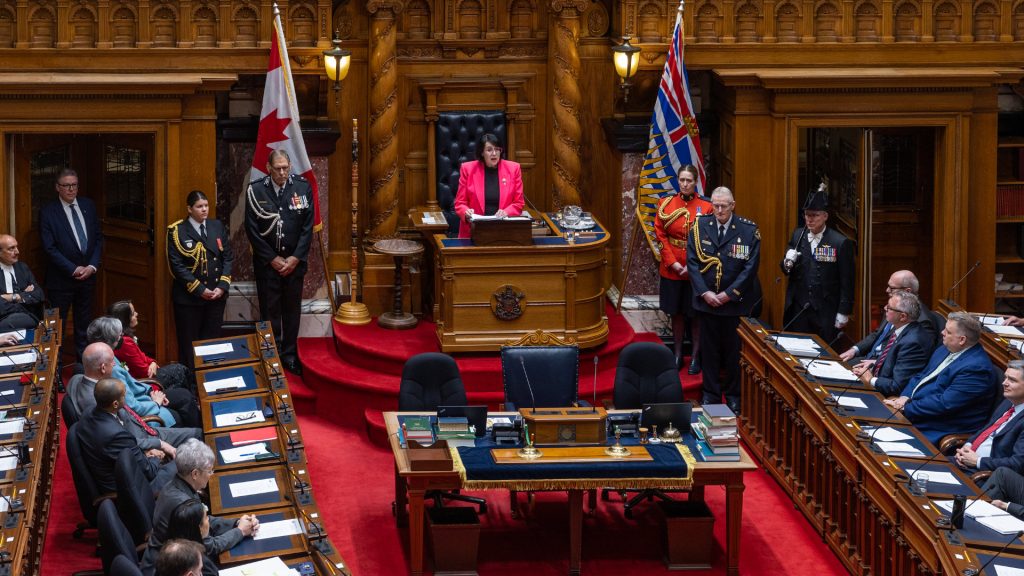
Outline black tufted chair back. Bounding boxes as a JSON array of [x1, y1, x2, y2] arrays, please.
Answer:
[[613, 342, 683, 409], [436, 111, 507, 236]]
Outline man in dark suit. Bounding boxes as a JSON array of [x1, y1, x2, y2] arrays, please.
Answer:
[[245, 150, 313, 376], [0, 235, 44, 330], [686, 186, 761, 413], [850, 291, 932, 397], [985, 467, 1024, 519], [954, 360, 1024, 474], [885, 312, 999, 445], [840, 269, 941, 362], [780, 190, 856, 343], [39, 168, 102, 359], [76, 377, 176, 493]]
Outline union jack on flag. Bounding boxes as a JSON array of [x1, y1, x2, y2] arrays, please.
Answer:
[[636, 5, 705, 261]]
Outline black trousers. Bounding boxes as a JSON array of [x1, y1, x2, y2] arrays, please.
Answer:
[[255, 271, 304, 361], [0, 312, 39, 331], [173, 297, 227, 368], [698, 312, 741, 405], [982, 467, 1024, 519], [48, 278, 96, 359], [785, 304, 838, 343], [164, 387, 201, 429]]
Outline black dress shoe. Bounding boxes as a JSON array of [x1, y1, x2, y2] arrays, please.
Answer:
[[688, 357, 701, 375], [675, 355, 684, 371], [283, 358, 303, 376], [726, 400, 741, 415]]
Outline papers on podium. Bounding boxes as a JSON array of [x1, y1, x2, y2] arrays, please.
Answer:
[[985, 324, 1024, 338], [218, 556, 298, 576], [253, 518, 304, 541], [214, 410, 266, 429], [0, 351, 35, 366], [194, 342, 234, 357], [875, 441, 925, 457], [830, 395, 867, 409], [0, 420, 25, 435], [936, 499, 1024, 535], [860, 426, 913, 442], [801, 359, 858, 381], [229, 477, 279, 498], [774, 336, 822, 357], [221, 443, 271, 464], [910, 470, 960, 486], [204, 375, 246, 394]]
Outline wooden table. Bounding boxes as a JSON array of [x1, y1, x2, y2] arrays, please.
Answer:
[[385, 411, 756, 575]]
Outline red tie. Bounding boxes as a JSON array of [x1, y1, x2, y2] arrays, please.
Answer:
[[875, 331, 897, 368], [123, 404, 158, 436], [973, 406, 1016, 449]]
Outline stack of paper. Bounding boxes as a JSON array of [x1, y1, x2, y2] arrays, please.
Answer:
[[861, 426, 914, 442], [829, 395, 867, 409], [802, 359, 858, 381], [910, 470, 961, 486], [204, 375, 246, 394], [976, 314, 1008, 326], [775, 336, 822, 357], [0, 351, 35, 367], [193, 342, 234, 357], [218, 556, 299, 576], [934, 499, 1024, 534], [985, 324, 1024, 338], [253, 518, 304, 541], [875, 441, 925, 457]]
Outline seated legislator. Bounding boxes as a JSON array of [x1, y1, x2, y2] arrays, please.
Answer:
[[954, 360, 1024, 474], [0, 234, 44, 331], [849, 291, 932, 397], [985, 467, 1024, 519], [146, 501, 219, 576], [154, 539, 205, 576], [67, 343, 201, 448], [140, 439, 259, 575], [109, 299, 192, 391], [452, 133, 525, 238], [77, 378, 176, 493], [884, 312, 999, 445], [87, 316, 201, 428], [840, 269, 940, 361]]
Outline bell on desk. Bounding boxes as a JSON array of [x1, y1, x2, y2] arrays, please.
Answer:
[[660, 422, 682, 443]]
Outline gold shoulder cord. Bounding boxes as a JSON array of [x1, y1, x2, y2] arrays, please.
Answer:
[[691, 220, 723, 292], [170, 224, 208, 277], [657, 196, 690, 230]]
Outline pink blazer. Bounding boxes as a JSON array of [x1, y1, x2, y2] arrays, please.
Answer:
[[453, 159, 525, 238]]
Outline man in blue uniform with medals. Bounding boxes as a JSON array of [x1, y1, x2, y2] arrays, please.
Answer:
[[245, 150, 314, 375], [686, 187, 762, 414]]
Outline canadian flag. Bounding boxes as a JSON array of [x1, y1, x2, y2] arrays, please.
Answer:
[[250, 5, 323, 231]]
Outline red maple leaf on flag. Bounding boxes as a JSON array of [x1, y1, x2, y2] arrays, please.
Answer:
[[252, 109, 292, 167]]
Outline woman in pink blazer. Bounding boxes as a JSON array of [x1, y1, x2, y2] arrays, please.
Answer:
[[453, 133, 525, 238]]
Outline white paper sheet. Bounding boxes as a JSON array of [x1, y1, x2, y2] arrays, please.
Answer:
[[832, 395, 867, 409], [775, 336, 822, 356], [876, 441, 925, 457], [228, 477, 279, 498], [977, 314, 1008, 325], [802, 359, 858, 381], [217, 556, 298, 576], [253, 518, 304, 541], [936, 499, 1007, 518], [0, 330, 26, 342], [204, 375, 246, 394], [861, 426, 914, 442], [193, 342, 234, 357], [978, 514, 1024, 535], [986, 325, 1024, 338], [0, 351, 35, 366], [214, 410, 265, 428], [911, 470, 959, 485], [0, 420, 25, 435], [220, 443, 270, 464], [995, 564, 1024, 576], [0, 456, 17, 472]]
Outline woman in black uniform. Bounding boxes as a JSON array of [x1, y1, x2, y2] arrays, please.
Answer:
[[167, 190, 232, 367]]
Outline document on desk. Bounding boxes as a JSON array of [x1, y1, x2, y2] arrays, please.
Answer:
[[830, 395, 867, 409], [0, 330, 25, 342], [229, 477, 279, 498], [204, 375, 246, 394], [978, 514, 1024, 535], [985, 324, 1024, 338], [214, 410, 266, 428], [935, 499, 1006, 518], [218, 556, 297, 576], [875, 441, 925, 457], [977, 314, 1008, 326], [0, 351, 35, 366], [860, 426, 913, 442], [801, 359, 858, 381], [775, 336, 822, 357], [911, 470, 960, 486], [0, 456, 17, 472], [0, 420, 25, 435], [995, 564, 1024, 576], [193, 342, 233, 357], [220, 443, 270, 464], [253, 518, 304, 541]]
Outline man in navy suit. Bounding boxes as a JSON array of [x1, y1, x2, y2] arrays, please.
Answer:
[[0, 235, 45, 331], [39, 168, 102, 358], [840, 269, 941, 361], [850, 291, 931, 397], [955, 360, 1024, 474], [885, 312, 999, 445]]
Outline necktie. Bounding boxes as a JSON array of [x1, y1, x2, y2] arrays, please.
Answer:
[[200, 222, 208, 243], [972, 405, 1016, 448], [3, 268, 13, 294], [875, 331, 898, 368], [911, 353, 957, 398], [69, 203, 88, 252], [123, 405, 158, 436], [717, 225, 724, 242], [871, 323, 892, 356]]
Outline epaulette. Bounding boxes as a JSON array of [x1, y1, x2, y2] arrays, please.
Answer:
[[736, 216, 758, 227], [167, 219, 183, 229], [292, 174, 307, 182], [250, 175, 270, 186], [696, 213, 716, 221]]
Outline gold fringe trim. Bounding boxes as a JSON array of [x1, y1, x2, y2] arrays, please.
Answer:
[[449, 446, 694, 491]]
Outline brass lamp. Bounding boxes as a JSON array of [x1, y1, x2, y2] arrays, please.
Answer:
[[611, 36, 641, 106], [322, 30, 351, 104]]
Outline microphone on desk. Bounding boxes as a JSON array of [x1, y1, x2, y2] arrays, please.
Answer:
[[232, 285, 263, 323], [309, 537, 343, 575], [0, 378, 37, 439], [946, 484, 996, 530], [964, 530, 1024, 576], [764, 303, 811, 348], [293, 502, 326, 542], [591, 357, 598, 413], [519, 357, 537, 414], [0, 485, 22, 529], [797, 331, 845, 376], [746, 277, 780, 321], [947, 259, 982, 303], [859, 404, 902, 443]]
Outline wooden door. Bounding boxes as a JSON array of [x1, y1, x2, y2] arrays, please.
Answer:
[[12, 133, 157, 352]]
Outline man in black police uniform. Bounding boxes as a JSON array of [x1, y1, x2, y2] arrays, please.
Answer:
[[780, 190, 856, 343], [686, 186, 761, 414], [245, 150, 313, 375]]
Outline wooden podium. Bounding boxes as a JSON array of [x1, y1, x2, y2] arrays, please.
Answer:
[[433, 213, 610, 352]]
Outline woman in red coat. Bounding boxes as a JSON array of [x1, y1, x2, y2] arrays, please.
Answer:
[[653, 165, 712, 372], [109, 299, 192, 391], [453, 133, 525, 238]]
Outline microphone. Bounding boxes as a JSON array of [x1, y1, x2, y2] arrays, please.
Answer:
[[591, 357, 598, 413], [797, 331, 845, 376], [0, 486, 22, 529], [859, 404, 902, 443], [309, 535, 342, 574], [964, 530, 1024, 576], [821, 381, 866, 412], [267, 385, 294, 424], [232, 285, 262, 322], [275, 417, 303, 462], [946, 484, 996, 529], [947, 259, 982, 302], [747, 277, 781, 321], [285, 463, 312, 506], [0, 378, 36, 440], [764, 303, 812, 349], [518, 357, 537, 414], [292, 503, 326, 542]]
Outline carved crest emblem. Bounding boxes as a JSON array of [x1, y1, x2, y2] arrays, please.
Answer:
[[490, 285, 526, 321]]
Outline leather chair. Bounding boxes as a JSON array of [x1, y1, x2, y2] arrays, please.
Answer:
[[501, 345, 580, 410], [97, 499, 139, 573], [397, 353, 485, 513], [66, 422, 115, 539], [114, 448, 156, 546], [61, 392, 81, 429], [109, 555, 143, 576], [435, 111, 507, 236]]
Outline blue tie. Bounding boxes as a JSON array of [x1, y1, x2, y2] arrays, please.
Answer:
[[869, 323, 892, 359], [70, 203, 88, 252]]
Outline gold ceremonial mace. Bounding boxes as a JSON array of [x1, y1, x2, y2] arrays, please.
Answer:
[[335, 119, 371, 325]]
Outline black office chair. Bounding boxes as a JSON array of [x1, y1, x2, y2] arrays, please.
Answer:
[[61, 393, 80, 429], [501, 345, 580, 410], [97, 498, 139, 573], [66, 422, 115, 539], [109, 555, 143, 576], [602, 342, 688, 517], [114, 448, 156, 546], [396, 353, 485, 513]]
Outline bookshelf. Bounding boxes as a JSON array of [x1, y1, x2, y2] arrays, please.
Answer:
[[997, 138, 1024, 310]]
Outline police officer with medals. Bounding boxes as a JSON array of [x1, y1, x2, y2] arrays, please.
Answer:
[[686, 187, 761, 414], [245, 149, 314, 376], [780, 189, 856, 344], [167, 190, 232, 368]]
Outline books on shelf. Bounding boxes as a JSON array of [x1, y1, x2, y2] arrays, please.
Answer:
[[695, 404, 740, 461]]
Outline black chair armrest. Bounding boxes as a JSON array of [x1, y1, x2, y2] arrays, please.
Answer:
[[971, 470, 993, 485], [939, 434, 970, 455]]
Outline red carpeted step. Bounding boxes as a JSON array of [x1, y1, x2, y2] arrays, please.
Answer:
[[280, 366, 317, 414]]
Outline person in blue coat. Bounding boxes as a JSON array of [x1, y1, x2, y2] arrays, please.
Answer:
[[885, 312, 999, 445], [955, 359, 1024, 474]]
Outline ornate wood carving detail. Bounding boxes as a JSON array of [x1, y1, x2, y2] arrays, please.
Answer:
[[367, 1, 403, 242], [548, 0, 585, 209], [505, 328, 573, 346]]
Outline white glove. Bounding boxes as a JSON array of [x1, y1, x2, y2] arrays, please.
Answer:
[[835, 313, 849, 329], [785, 249, 799, 262]]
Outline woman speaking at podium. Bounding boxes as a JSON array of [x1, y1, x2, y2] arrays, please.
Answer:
[[453, 133, 525, 238]]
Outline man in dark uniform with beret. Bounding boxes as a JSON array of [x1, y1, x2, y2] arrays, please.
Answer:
[[686, 187, 762, 413], [245, 150, 314, 375], [781, 190, 856, 344]]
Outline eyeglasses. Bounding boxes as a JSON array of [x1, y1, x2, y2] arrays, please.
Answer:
[[711, 203, 733, 210], [884, 305, 910, 315], [57, 183, 78, 189], [483, 147, 503, 155], [885, 284, 906, 293]]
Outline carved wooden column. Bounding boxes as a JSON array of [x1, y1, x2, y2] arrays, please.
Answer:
[[548, 0, 586, 208], [366, 0, 403, 242]]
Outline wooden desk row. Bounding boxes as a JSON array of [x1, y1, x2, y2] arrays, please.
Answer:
[[0, 310, 62, 576], [192, 325, 350, 575]]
